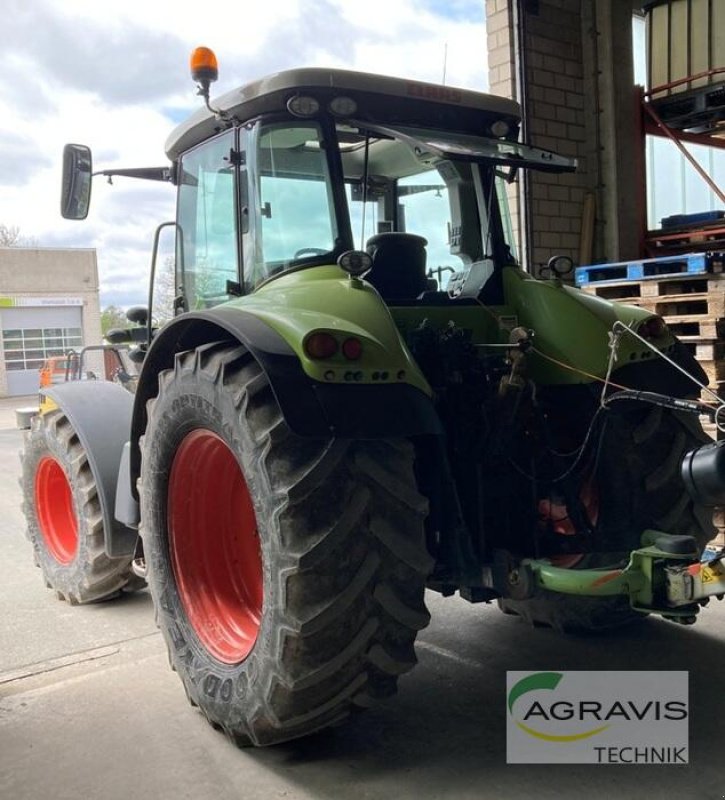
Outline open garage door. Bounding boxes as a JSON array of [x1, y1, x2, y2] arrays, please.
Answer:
[[1, 306, 83, 396]]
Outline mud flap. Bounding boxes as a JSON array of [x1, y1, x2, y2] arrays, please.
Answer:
[[41, 381, 137, 557]]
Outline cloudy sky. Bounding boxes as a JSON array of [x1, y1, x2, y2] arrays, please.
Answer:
[[0, 0, 488, 309]]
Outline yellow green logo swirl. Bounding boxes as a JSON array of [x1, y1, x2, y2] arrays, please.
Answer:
[[508, 672, 610, 743]]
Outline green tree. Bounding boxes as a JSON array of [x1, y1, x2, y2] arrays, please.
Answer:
[[153, 256, 176, 324], [101, 305, 127, 336]]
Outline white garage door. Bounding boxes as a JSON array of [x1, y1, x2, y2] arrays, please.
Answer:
[[1, 307, 83, 396]]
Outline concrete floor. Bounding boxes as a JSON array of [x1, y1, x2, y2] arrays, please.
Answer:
[[1, 396, 724, 800]]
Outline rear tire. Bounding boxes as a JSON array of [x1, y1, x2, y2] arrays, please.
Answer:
[[499, 407, 715, 632], [140, 342, 432, 746], [21, 410, 137, 604]]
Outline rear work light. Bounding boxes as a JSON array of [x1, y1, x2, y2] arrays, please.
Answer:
[[304, 332, 338, 359], [639, 316, 667, 339], [490, 119, 510, 138], [329, 96, 357, 117], [287, 95, 320, 117]]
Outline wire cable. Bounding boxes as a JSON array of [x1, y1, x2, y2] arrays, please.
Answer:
[[603, 320, 725, 430], [507, 405, 608, 485], [530, 345, 632, 391]]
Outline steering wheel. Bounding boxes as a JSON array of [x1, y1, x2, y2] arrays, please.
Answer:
[[294, 247, 328, 259]]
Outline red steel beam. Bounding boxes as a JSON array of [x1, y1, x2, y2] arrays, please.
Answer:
[[643, 118, 725, 151], [645, 67, 725, 99], [642, 101, 725, 205]]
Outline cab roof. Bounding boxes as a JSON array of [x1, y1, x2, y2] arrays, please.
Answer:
[[165, 67, 522, 160]]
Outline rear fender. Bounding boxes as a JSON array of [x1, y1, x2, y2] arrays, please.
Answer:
[[129, 305, 441, 497], [41, 382, 136, 557]]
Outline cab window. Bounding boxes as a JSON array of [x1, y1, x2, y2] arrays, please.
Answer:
[[398, 169, 465, 289], [244, 122, 337, 288], [177, 130, 238, 309]]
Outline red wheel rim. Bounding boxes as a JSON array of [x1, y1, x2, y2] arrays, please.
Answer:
[[168, 429, 263, 665], [34, 457, 79, 565], [539, 475, 600, 569]]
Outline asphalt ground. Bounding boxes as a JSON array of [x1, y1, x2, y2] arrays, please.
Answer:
[[1, 394, 724, 800]]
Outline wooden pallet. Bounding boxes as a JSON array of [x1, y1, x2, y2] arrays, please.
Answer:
[[701, 420, 718, 442], [582, 271, 725, 438], [647, 223, 725, 252], [681, 340, 725, 361], [582, 273, 725, 303], [584, 293, 725, 320], [663, 317, 725, 340], [654, 294, 725, 319], [699, 360, 725, 385], [700, 383, 725, 405], [646, 276, 725, 297]]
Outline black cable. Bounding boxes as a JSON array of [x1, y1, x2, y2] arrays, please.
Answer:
[[605, 388, 714, 419], [507, 405, 608, 484]]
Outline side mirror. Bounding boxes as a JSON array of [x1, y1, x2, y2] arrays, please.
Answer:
[[61, 144, 93, 220]]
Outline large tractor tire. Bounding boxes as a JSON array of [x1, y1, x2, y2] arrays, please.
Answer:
[[21, 409, 137, 604], [140, 342, 431, 746], [499, 406, 715, 632]]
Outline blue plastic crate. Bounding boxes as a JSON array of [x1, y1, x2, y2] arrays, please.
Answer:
[[575, 253, 715, 286], [662, 211, 725, 229]]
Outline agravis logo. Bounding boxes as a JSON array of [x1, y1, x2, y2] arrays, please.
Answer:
[[508, 672, 610, 742], [506, 671, 689, 764]]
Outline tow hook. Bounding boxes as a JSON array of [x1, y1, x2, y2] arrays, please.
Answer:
[[519, 531, 725, 624], [666, 556, 725, 608]]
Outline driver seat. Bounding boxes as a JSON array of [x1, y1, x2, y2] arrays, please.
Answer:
[[364, 233, 431, 301]]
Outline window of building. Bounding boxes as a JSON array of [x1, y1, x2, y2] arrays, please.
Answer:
[[2, 327, 83, 371]]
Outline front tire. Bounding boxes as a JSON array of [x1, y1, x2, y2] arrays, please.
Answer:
[[21, 410, 137, 604], [140, 342, 431, 746]]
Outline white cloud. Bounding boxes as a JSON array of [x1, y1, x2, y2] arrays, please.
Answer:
[[0, 0, 488, 308]]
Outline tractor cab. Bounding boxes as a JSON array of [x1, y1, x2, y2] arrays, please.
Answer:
[[165, 63, 576, 312], [62, 54, 576, 317]]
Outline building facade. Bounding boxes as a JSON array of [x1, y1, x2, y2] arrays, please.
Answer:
[[0, 248, 103, 397]]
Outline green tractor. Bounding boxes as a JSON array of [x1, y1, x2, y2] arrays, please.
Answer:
[[22, 48, 725, 746]]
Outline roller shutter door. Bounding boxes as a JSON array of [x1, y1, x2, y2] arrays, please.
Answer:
[[1, 306, 83, 396]]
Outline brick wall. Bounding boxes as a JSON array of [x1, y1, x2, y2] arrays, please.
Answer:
[[486, 0, 523, 258], [487, 0, 593, 274], [487, 0, 639, 274]]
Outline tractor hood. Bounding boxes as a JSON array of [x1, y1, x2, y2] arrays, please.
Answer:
[[503, 267, 676, 385]]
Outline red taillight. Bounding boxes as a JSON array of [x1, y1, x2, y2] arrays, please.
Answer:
[[304, 332, 338, 359], [639, 316, 667, 339], [342, 337, 363, 360]]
